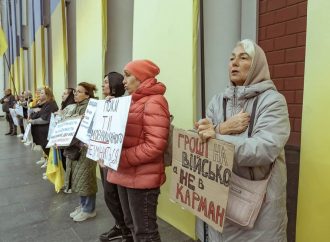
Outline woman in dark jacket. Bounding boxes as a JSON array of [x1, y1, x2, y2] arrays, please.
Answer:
[[1, 88, 16, 135], [29, 87, 58, 157]]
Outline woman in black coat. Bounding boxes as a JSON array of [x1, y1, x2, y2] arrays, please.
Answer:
[[29, 87, 58, 157]]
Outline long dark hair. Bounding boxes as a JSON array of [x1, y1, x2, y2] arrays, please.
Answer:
[[105, 72, 125, 97], [61, 88, 75, 110]]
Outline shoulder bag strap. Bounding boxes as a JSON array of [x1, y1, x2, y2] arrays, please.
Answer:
[[222, 98, 227, 122], [247, 97, 258, 180], [248, 96, 259, 138]]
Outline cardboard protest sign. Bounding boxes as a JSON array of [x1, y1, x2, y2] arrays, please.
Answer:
[[23, 123, 31, 142], [86, 96, 131, 170], [9, 108, 18, 126], [76, 98, 98, 144], [46, 117, 82, 148], [170, 128, 234, 233]]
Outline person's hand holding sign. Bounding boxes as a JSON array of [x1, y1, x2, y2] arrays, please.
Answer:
[[195, 118, 215, 142], [98, 159, 105, 168], [105, 95, 115, 101]]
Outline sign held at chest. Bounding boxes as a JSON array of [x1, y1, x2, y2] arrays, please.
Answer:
[[170, 128, 234, 233]]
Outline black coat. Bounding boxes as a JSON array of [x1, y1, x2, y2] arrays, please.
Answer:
[[31, 100, 58, 147], [0, 94, 15, 113]]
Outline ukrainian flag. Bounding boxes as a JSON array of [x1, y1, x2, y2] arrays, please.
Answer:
[[46, 147, 65, 193]]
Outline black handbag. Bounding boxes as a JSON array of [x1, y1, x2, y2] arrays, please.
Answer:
[[63, 138, 82, 160], [63, 146, 81, 160]]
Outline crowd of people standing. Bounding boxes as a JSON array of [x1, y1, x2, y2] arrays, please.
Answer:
[[1, 59, 171, 242], [1, 39, 290, 242]]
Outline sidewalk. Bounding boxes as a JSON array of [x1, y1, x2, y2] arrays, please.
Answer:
[[0, 119, 194, 242]]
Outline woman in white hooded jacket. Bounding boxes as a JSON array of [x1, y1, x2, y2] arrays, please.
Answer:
[[196, 39, 290, 242]]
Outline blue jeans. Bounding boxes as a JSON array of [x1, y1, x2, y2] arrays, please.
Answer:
[[80, 194, 96, 213], [118, 186, 161, 242]]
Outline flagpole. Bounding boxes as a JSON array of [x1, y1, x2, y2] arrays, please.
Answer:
[[3, 53, 17, 96]]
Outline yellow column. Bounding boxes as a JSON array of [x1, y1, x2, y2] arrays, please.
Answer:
[[35, 26, 44, 88], [76, 0, 105, 179], [32, 42, 37, 92], [76, 0, 103, 92], [133, 0, 198, 238], [50, 0, 67, 105], [14, 58, 19, 94], [101, 0, 107, 75], [20, 48, 25, 91], [296, 1, 330, 242]]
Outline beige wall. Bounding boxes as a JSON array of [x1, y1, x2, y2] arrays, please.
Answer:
[[76, 0, 103, 96]]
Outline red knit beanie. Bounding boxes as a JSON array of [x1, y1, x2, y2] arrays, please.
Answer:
[[124, 59, 160, 82]]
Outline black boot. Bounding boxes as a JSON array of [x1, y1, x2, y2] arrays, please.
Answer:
[[5, 124, 13, 135], [5, 121, 13, 135], [121, 234, 134, 242], [121, 228, 133, 242], [99, 225, 123, 241], [10, 126, 17, 136]]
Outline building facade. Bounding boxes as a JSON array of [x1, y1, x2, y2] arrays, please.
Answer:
[[0, 1, 328, 241]]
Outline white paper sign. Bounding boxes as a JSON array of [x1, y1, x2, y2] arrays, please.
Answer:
[[15, 105, 24, 117], [86, 96, 131, 170], [23, 123, 31, 142], [47, 113, 62, 140], [9, 108, 18, 126], [46, 117, 82, 148], [76, 99, 98, 144]]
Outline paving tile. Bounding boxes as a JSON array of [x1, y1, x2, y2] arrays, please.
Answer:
[[0, 120, 195, 242], [35, 228, 83, 242]]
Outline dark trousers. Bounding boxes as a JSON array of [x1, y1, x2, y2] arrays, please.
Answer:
[[100, 166, 129, 233], [60, 149, 66, 171], [18, 117, 24, 134], [19, 125, 24, 134], [117, 185, 161, 242], [5, 112, 16, 133]]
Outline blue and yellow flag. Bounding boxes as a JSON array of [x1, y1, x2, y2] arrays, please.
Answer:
[[0, 26, 8, 56], [46, 147, 65, 193]]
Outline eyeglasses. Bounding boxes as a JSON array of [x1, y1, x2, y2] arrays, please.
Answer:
[[73, 89, 86, 95]]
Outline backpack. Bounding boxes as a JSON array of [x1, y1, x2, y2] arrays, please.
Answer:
[[164, 115, 174, 167]]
